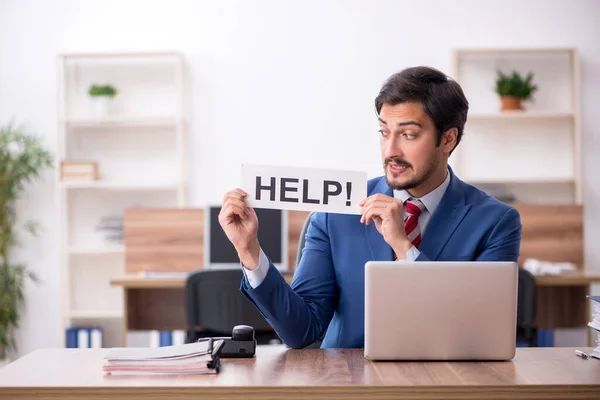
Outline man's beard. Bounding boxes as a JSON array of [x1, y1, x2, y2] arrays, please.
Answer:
[[384, 153, 439, 191]]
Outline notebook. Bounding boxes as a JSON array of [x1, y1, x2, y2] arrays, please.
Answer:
[[103, 338, 224, 375], [587, 296, 600, 360]]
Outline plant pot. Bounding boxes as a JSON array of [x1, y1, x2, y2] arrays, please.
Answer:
[[90, 96, 113, 117], [500, 96, 523, 111]]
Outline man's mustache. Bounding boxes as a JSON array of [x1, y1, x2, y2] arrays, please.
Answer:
[[384, 158, 412, 169]]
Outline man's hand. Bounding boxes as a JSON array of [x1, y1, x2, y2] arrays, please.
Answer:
[[359, 194, 413, 259], [218, 189, 260, 270]]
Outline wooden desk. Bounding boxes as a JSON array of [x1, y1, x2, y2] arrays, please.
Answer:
[[110, 274, 293, 346], [534, 271, 600, 287], [532, 271, 600, 346], [1, 345, 599, 400]]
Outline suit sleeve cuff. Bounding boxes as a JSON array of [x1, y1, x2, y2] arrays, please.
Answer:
[[241, 248, 270, 289]]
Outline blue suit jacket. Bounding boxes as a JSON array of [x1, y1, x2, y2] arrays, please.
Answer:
[[241, 168, 522, 349]]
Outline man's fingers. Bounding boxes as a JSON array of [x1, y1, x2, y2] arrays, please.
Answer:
[[362, 206, 388, 225], [223, 189, 247, 203], [221, 204, 249, 222], [360, 197, 403, 224], [220, 195, 251, 220], [361, 193, 393, 205], [223, 197, 250, 215], [360, 200, 389, 223], [360, 195, 396, 211]]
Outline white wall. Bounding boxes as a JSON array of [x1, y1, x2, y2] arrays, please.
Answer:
[[1, 0, 599, 357]]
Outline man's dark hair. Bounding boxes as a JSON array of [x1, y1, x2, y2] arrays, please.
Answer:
[[375, 66, 469, 153]]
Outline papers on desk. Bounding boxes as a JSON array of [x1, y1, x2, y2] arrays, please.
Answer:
[[588, 296, 600, 360], [522, 258, 576, 275], [103, 338, 224, 375]]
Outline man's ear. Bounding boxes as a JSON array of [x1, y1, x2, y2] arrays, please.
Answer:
[[442, 128, 458, 154]]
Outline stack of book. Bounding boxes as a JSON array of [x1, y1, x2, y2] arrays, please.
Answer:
[[103, 338, 224, 375], [60, 160, 98, 181], [588, 296, 600, 360], [66, 326, 103, 348]]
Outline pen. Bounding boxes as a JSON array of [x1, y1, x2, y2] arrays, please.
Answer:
[[575, 350, 588, 359]]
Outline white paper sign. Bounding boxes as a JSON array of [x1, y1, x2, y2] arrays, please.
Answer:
[[242, 164, 368, 215]]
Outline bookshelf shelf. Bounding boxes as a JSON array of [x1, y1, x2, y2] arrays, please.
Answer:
[[60, 51, 181, 60], [64, 116, 179, 128], [69, 246, 125, 255], [468, 111, 574, 121], [58, 51, 187, 348], [68, 310, 123, 319], [455, 47, 575, 56], [465, 177, 576, 185], [61, 181, 180, 190]]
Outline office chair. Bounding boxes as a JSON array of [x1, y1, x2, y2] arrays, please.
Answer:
[[184, 269, 281, 345], [293, 212, 326, 349], [295, 211, 315, 267], [516, 267, 538, 347]]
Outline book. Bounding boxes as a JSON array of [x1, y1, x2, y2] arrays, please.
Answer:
[[77, 328, 89, 349], [103, 338, 224, 375], [159, 331, 172, 347], [587, 296, 600, 359], [126, 330, 186, 347], [66, 327, 103, 348]]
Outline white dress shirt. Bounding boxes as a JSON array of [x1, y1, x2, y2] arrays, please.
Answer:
[[243, 169, 452, 289]]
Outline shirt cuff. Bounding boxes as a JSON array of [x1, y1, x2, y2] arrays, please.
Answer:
[[241, 248, 270, 289], [398, 246, 420, 262], [406, 246, 421, 261]]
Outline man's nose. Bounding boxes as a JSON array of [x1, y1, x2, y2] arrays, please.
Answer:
[[384, 134, 403, 159]]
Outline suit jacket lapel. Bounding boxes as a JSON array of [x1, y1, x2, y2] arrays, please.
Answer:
[[419, 169, 471, 260], [365, 178, 395, 261]]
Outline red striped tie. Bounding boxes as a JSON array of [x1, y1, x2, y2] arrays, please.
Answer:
[[404, 199, 424, 249]]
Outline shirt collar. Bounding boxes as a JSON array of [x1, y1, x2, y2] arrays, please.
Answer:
[[393, 168, 451, 215]]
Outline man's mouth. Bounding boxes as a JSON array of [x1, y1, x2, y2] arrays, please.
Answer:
[[385, 158, 412, 174], [388, 163, 410, 173]]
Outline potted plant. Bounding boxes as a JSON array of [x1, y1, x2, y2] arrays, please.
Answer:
[[88, 84, 118, 117], [0, 121, 53, 366], [495, 70, 538, 111]]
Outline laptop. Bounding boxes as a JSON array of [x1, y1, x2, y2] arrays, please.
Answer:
[[364, 261, 518, 361]]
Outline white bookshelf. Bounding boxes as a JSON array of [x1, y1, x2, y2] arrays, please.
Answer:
[[57, 52, 187, 348], [450, 48, 581, 204]]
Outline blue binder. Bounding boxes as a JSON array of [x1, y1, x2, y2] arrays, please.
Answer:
[[66, 327, 79, 348], [159, 331, 173, 347]]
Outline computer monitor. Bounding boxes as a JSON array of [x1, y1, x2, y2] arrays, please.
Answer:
[[204, 206, 288, 271]]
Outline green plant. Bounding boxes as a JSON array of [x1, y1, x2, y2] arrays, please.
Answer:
[[495, 70, 538, 100], [0, 121, 53, 360], [88, 84, 118, 98]]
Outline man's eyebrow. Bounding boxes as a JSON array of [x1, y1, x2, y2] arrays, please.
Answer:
[[377, 117, 422, 128]]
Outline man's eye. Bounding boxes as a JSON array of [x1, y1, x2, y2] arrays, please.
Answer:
[[404, 133, 416, 139], [378, 129, 389, 137]]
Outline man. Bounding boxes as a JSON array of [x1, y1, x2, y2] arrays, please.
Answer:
[[219, 66, 522, 349]]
